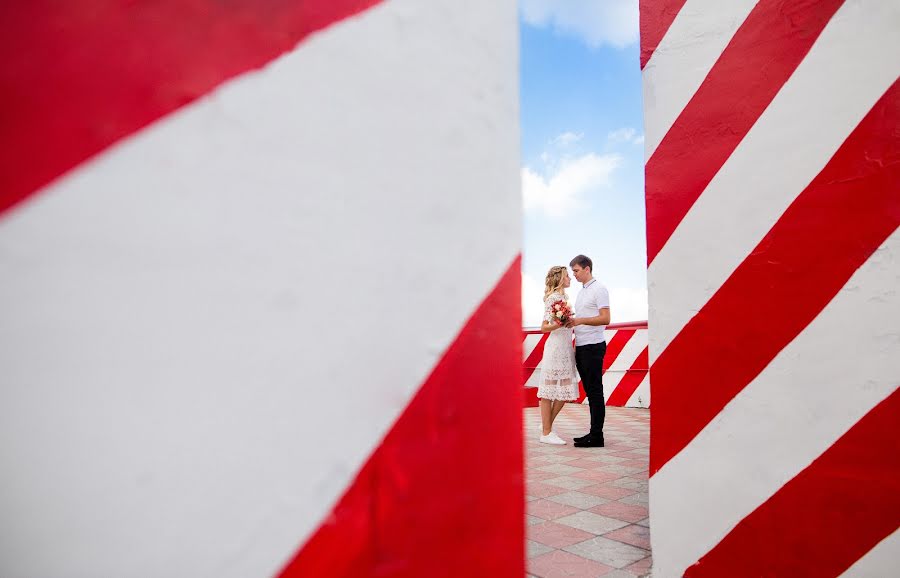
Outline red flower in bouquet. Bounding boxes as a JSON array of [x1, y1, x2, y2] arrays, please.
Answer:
[[550, 299, 573, 324]]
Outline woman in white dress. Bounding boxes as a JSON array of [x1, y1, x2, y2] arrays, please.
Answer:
[[537, 266, 580, 445]]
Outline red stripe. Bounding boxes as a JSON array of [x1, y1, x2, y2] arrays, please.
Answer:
[[522, 333, 549, 388], [523, 333, 549, 370], [607, 348, 649, 406], [650, 80, 900, 475], [603, 330, 636, 371], [280, 258, 524, 577], [0, 0, 382, 215], [639, 0, 689, 69], [645, 0, 845, 264], [685, 388, 900, 577]]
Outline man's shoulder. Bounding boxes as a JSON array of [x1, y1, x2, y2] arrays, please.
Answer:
[[587, 280, 608, 293]]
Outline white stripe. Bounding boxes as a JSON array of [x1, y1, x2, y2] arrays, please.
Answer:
[[0, 1, 519, 577], [647, 0, 900, 361], [840, 529, 900, 577], [625, 374, 651, 408], [523, 333, 544, 362], [602, 371, 626, 401], [650, 230, 900, 578], [642, 0, 759, 160], [607, 329, 646, 372]]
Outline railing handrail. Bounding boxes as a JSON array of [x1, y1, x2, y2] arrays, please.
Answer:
[[522, 320, 648, 334]]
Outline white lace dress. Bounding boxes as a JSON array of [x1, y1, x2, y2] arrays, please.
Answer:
[[537, 292, 580, 401]]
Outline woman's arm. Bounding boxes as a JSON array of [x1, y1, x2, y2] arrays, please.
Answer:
[[541, 319, 561, 333]]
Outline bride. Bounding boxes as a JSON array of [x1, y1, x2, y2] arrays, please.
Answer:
[[537, 265, 580, 445]]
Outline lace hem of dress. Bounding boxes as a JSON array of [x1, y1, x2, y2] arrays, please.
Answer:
[[537, 378, 579, 401]]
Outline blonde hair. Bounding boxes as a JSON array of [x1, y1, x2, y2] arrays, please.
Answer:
[[543, 266, 568, 300]]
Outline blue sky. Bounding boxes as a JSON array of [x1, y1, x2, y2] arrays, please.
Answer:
[[519, 0, 646, 326]]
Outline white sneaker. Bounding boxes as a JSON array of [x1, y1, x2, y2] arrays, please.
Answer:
[[539, 432, 566, 445]]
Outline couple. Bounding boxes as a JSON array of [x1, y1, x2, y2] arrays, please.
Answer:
[[537, 255, 610, 448]]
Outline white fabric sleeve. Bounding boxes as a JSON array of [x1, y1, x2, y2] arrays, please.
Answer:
[[597, 286, 610, 310]]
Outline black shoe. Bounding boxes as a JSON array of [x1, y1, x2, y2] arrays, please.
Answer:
[[574, 436, 604, 448], [573, 433, 591, 442]]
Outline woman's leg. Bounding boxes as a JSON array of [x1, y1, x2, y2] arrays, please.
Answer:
[[548, 400, 566, 434], [550, 399, 567, 425], [540, 398, 554, 436]]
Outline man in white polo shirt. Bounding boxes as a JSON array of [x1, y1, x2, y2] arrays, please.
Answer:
[[566, 254, 610, 448]]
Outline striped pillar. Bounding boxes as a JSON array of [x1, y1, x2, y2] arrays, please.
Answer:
[[0, 2, 522, 577], [641, 0, 900, 576]]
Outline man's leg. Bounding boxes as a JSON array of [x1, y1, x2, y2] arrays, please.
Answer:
[[575, 343, 605, 438], [586, 342, 607, 437]]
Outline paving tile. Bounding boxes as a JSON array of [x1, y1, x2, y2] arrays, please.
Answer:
[[528, 521, 596, 549], [529, 499, 581, 521], [528, 457, 559, 468], [527, 482, 570, 498], [528, 549, 614, 578], [618, 492, 649, 506], [535, 453, 581, 463], [564, 458, 608, 469], [625, 555, 653, 577], [555, 511, 629, 535], [601, 571, 639, 578], [526, 494, 541, 502], [610, 478, 649, 492], [594, 464, 645, 476], [603, 524, 651, 550], [527, 539, 555, 559], [526, 514, 545, 526], [542, 476, 599, 490], [547, 491, 610, 510], [528, 470, 565, 482], [563, 536, 649, 569], [589, 502, 649, 524], [592, 455, 631, 464], [572, 470, 623, 483], [579, 484, 637, 500], [635, 517, 650, 528], [537, 463, 587, 475]]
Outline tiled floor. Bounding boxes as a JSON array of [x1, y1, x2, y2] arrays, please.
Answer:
[[525, 405, 651, 578]]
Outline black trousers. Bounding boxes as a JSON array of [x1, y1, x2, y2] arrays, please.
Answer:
[[575, 341, 607, 437]]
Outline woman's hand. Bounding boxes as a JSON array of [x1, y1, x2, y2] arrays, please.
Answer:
[[541, 318, 562, 333]]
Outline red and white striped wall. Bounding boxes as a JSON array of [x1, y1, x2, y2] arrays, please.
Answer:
[[522, 322, 650, 408], [0, 2, 522, 577], [642, 0, 900, 576]]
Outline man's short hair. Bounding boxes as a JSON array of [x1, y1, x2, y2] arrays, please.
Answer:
[[569, 254, 592, 272]]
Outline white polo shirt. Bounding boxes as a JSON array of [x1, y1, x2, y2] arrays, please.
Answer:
[[574, 278, 610, 346]]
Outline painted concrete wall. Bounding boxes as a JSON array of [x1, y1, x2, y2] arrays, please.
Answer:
[[641, 1, 900, 576], [0, 2, 523, 577], [523, 322, 650, 408]]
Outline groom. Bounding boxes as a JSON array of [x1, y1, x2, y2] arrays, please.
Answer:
[[566, 255, 610, 448]]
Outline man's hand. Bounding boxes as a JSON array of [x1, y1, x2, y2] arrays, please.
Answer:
[[565, 318, 580, 328]]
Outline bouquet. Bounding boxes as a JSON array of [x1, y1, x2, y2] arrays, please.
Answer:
[[549, 298, 573, 324]]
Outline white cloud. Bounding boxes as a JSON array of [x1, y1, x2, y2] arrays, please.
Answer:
[[523, 152, 621, 218], [607, 127, 643, 145], [550, 131, 584, 147], [521, 0, 639, 49], [608, 286, 648, 324], [522, 275, 648, 328]]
